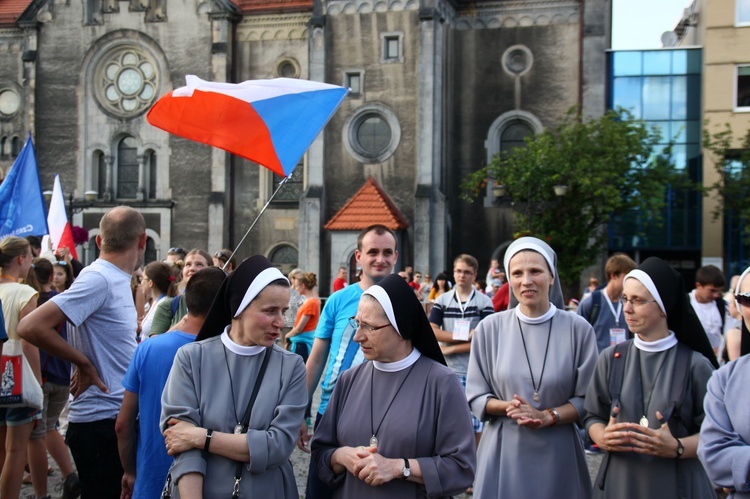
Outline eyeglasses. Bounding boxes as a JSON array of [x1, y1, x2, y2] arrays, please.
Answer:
[[619, 296, 658, 307], [454, 269, 475, 276], [55, 261, 67, 266], [214, 251, 230, 261], [348, 317, 391, 335], [736, 293, 750, 307]]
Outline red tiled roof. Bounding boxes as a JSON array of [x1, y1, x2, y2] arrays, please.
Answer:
[[325, 177, 409, 231], [230, 0, 311, 14], [0, 0, 31, 27]]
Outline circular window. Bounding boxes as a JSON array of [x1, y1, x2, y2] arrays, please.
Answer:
[[276, 59, 300, 79], [94, 46, 159, 118], [501, 45, 533, 77], [0, 89, 21, 117], [344, 104, 401, 164]]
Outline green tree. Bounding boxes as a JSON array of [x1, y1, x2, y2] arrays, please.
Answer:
[[461, 108, 685, 296], [702, 122, 750, 237]]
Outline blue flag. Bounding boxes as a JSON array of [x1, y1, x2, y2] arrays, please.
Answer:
[[0, 134, 48, 239]]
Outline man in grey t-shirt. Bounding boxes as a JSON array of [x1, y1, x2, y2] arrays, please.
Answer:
[[19, 206, 146, 499]]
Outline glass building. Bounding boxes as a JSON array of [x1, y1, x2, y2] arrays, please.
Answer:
[[607, 49, 702, 273]]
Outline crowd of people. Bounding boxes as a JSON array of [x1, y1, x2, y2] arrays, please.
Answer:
[[0, 207, 748, 498]]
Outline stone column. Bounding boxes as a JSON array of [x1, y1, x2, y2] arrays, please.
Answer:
[[298, 10, 326, 278], [207, 10, 237, 253], [415, 2, 447, 277]]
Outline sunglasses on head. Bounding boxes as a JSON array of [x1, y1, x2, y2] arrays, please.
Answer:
[[736, 293, 750, 307], [169, 247, 185, 254]]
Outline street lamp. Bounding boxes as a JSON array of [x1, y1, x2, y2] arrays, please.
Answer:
[[42, 189, 98, 220]]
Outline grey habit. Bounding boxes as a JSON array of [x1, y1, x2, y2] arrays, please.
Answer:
[[311, 355, 476, 498], [584, 341, 716, 498], [466, 307, 598, 498], [161, 336, 307, 498]]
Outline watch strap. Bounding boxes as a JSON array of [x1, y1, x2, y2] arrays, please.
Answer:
[[204, 428, 213, 452], [675, 437, 684, 459], [402, 458, 410, 479]]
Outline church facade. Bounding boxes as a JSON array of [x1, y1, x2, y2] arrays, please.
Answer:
[[0, 0, 610, 289]]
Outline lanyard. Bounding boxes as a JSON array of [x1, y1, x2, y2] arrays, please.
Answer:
[[602, 291, 622, 327], [453, 288, 475, 318]]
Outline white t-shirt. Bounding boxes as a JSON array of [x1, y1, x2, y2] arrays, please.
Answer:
[[689, 290, 723, 350], [52, 259, 137, 422]]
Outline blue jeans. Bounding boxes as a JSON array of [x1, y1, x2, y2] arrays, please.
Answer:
[[305, 412, 335, 499]]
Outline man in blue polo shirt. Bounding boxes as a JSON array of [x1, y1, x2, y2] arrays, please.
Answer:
[[299, 224, 398, 498]]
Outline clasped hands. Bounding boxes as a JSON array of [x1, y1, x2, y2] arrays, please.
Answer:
[[505, 394, 553, 429], [331, 445, 400, 487], [596, 408, 680, 458]]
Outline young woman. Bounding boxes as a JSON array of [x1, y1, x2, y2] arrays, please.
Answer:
[[285, 272, 320, 362], [427, 273, 449, 303], [139, 261, 178, 340], [51, 260, 74, 293], [0, 237, 41, 499]]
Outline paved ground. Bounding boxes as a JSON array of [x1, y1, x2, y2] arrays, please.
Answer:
[[22, 432, 604, 498]]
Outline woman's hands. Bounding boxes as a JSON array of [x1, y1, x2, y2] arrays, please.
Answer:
[[506, 395, 553, 429], [591, 408, 681, 457], [164, 418, 202, 456], [331, 445, 405, 486]]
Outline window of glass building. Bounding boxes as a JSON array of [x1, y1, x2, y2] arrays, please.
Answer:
[[738, 0, 750, 25]]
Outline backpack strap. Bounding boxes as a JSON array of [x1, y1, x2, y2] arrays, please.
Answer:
[[607, 339, 631, 412], [715, 297, 726, 329], [585, 290, 602, 325], [170, 296, 180, 318], [660, 342, 692, 425]]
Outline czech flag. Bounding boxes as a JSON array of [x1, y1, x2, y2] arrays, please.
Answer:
[[147, 76, 348, 177], [43, 175, 77, 259]]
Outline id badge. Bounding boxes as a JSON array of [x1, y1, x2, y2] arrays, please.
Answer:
[[610, 328, 626, 346], [453, 319, 471, 341]]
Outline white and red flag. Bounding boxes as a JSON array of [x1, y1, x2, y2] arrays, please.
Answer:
[[44, 175, 77, 259]]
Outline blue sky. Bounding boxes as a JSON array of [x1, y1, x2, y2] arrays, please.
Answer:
[[612, 0, 693, 49]]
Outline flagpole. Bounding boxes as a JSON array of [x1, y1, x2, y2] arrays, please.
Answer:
[[223, 176, 289, 271]]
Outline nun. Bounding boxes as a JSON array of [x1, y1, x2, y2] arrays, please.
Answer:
[[160, 255, 307, 498], [698, 264, 750, 497], [466, 237, 599, 498], [584, 257, 717, 498], [311, 273, 476, 498]]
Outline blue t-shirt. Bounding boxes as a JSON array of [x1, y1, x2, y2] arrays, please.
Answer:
[[314, 283, 365, 415], [52, 258, 137, 422], [122, 330, 194, 499]]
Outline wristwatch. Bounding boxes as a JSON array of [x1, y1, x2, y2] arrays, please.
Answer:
[[401, 458, 411, 480], [675, 438, 684, 459]]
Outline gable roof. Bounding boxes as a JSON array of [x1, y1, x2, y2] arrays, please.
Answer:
[[0, 0, 33, 27], [325, 176, 409, 231]]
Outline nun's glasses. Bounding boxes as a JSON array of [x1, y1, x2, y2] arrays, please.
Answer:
[[348, 317, 391, 334], [618, 296, 658, 307], [736, 293, 750, 307]]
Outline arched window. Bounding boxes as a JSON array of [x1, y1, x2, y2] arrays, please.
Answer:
[[500, 121, 533, 155], [145, 149, 157, 199], [117, 136, 138, 198], [145, 236, 157, 264], [269, 244, 298, 276], [0, 137, 6, 157], [10, 136, 20, 157]]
